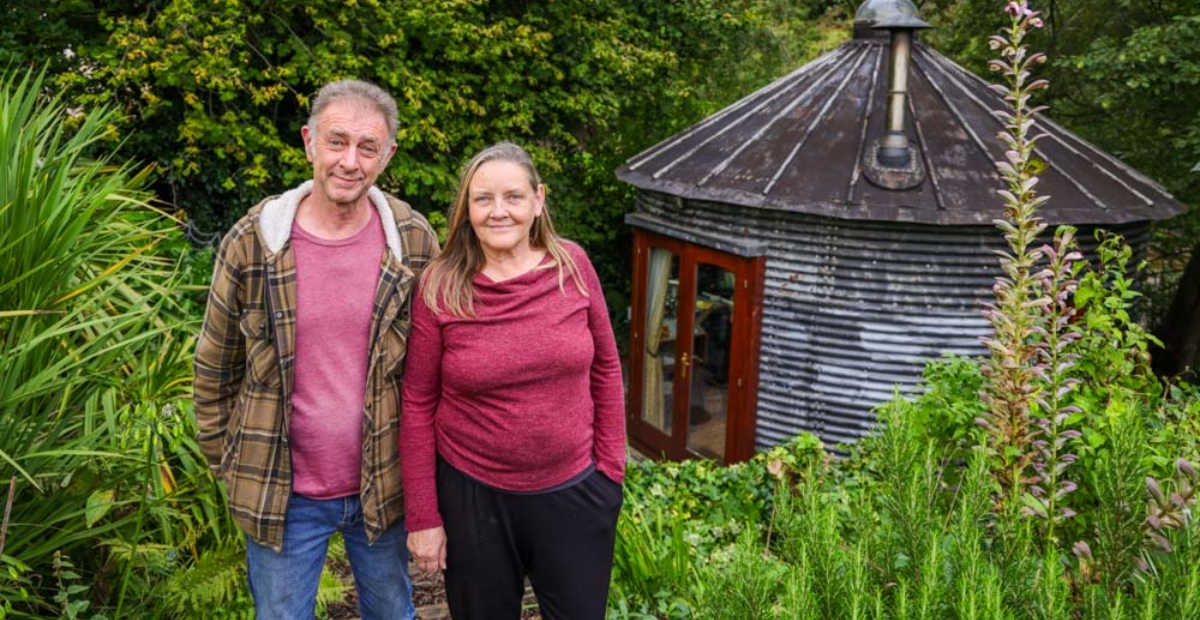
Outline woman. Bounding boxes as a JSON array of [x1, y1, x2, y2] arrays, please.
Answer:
[[400, 141, 626, 619]]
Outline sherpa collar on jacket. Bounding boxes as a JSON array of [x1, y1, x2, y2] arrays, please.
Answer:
[[256, 180, 407, 261]]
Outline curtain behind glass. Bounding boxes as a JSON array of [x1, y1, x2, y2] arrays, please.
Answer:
[[641, 248, 672, 431]]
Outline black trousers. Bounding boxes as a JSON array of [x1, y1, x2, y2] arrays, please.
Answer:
[[437, 459, 624, 620]]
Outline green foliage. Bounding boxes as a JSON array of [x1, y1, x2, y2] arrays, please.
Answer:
[[1134, 501, 1200, 619], [692, 528, 788, 620], [0, 0, 113, 74], [612, 337, 1198, 619], [41, 0, 840, 305], [162, 539, 252, 619], [0, 67, 228, 618], [49, 552, 105, 620], [610, 499, 695, 619], [906, 356, 989, 453], [772, 461, 880, 619], [1054, 12, 1200, 199], [624, 461, 759, 549], [1072, 233, 1161, 393], [0, 8, 854, 432], [609, 435, 824, 617]]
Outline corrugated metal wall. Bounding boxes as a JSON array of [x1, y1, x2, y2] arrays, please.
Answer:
[[636, 190, 1150, 450]]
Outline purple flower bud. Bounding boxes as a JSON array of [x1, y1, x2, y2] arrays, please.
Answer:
[[1147, 477, 1166, 504], [1072, 540, 1092, 560], [1005, 1, 1026, 16], [1178, 458, 1197, 479]]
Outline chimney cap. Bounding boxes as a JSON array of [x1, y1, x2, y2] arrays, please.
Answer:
[[854, 0, 916, 26], [854, 0, 929, 37], [872, 13, 932, 30]]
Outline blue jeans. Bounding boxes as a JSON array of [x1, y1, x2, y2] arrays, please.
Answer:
[[245, 494, 416, 620]]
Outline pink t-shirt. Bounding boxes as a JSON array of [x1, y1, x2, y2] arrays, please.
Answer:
[[400, 243, 626, 531], [289, 209, 384, 499]]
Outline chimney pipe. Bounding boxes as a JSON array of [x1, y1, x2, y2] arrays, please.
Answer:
[[855, 0, 933, 189], [873, 13, 930, 169], [879, 28, 914, 167]]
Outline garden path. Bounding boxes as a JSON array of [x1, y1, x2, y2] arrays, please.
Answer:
[[326, 559, 542, 619]]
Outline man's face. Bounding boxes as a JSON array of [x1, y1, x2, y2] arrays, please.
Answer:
[[302, 99, 396, 209]]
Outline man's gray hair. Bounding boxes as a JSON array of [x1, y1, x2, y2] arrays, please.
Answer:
[[307, 79, 399, 147]]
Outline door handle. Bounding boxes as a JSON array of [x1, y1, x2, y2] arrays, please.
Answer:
[[680, 352, 690, 380]]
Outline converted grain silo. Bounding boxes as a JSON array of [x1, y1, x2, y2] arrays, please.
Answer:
[[616, 0, 1185, 463]]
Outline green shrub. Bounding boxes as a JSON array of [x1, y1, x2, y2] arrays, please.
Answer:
[[0, 67, 225, 618]]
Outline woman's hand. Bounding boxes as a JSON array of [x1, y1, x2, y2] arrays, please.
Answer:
[[408, 526, 447, 574]]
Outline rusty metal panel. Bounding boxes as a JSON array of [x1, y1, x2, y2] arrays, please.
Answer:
[[635, 191, 1151, 449]]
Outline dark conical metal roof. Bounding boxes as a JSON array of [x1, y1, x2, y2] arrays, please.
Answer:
[[615, 12, 1184, 226]]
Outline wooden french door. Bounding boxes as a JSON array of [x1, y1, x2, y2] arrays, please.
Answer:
[[627, 229, 764, 464]]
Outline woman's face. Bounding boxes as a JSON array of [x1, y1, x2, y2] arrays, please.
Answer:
[[467, 160, 545, 257]]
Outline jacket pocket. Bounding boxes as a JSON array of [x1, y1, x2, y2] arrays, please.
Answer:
[[218, 416, 244, 477], [239, 310, 282, 388]]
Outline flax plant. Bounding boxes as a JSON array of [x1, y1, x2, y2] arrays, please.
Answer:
[[0, 68, 207, 617]]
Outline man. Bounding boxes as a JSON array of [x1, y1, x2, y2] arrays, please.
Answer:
[[194, 79, 439, 619]]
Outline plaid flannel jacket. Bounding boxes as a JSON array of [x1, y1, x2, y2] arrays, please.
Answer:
[[193, 181, 439, 550]]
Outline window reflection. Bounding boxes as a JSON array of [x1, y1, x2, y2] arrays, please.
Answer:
[[686, 264, 734, 462]]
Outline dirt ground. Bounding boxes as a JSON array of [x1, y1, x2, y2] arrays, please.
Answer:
[[325, 559, 543, 619]]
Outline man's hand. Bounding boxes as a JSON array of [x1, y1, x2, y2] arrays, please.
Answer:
[[408, 526, 447, 574]]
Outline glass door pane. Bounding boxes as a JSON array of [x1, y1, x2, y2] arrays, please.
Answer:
[[685, 263, 735, 463], [640, 248, 679, 434], [628, 228, 764, 464]]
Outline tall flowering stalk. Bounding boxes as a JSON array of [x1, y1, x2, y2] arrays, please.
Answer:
[[977, 1, 1080, 525], [1025, 232, 1083, 542]]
